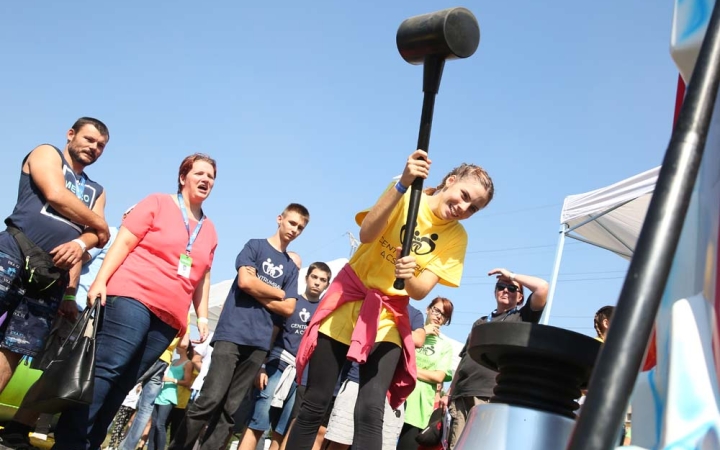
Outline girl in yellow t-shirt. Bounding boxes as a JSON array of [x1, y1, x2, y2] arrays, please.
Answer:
[[289, 150, 494, 450]]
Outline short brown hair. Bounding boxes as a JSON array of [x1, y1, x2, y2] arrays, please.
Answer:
[[307, 261, 332, 280], [428, 296, 454, 325], [283, 203, 310, 224], [594, 306, 615, 339], [177, 153, 217, 192], [71, 117, 109, 140]]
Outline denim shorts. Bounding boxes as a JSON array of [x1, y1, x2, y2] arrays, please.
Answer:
[[247, 363, 297, 436], [0, 250, 64, 357]]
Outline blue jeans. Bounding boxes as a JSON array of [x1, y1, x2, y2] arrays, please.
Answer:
[[148, 403, 174, 450], [247, 363, 297, 436], [52, 296, 177, 450], [119, 360, 169, 450]]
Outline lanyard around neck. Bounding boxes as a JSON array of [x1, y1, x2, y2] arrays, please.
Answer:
[[177, 193, 205, 255], [74, 173, 86, 201], [487, 307, 517, 323]]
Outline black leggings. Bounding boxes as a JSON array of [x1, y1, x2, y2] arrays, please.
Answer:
[[397, 422, 422, 450], [286, 334, 402, 450]]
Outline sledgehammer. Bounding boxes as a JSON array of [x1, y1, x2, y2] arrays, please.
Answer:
[[393, 7, 480, 290]]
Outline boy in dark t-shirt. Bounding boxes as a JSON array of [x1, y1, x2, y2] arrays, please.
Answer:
[[169, 204, 310, 450], [442, 268, 549, 449], [239, 261, 333, 450]]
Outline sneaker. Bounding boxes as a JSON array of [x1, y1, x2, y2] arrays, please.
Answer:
[[0, 433, 35, 450]]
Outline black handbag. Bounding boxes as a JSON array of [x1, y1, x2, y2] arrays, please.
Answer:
[[5, 219, 64, 295], [20, 300, 101, 413], [30, 315, 75, 371], [416, 407, 445, 446]]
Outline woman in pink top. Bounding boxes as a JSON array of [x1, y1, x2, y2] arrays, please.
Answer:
[[54, 154, 219, 450]]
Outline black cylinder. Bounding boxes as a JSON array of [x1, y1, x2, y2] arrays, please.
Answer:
[[468, 322, 601, 419], [397, 7, 480, 65]]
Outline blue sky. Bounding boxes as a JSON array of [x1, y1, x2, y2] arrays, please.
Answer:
[[0, 1, 678, 343]]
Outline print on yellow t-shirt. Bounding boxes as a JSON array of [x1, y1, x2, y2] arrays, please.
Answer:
[[319, 185, 468, 346]]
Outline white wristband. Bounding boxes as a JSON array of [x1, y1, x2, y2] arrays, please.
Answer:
[[72, 239, 87, 252], [197, 317, 209, 324], [509, 272, 516, 281]]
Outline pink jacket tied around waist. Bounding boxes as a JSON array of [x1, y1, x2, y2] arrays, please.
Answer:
[[295, 264, 417, 409]]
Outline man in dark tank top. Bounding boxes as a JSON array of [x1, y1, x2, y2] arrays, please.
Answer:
[[0, 117, 110, 396]]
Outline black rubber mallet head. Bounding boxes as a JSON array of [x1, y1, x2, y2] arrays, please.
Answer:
[[392, 7, 480, 291], [397, 7, 480, 65]]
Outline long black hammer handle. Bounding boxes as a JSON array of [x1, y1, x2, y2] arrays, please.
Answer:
[[393, 58, 444, 291], [393, 7, 480, 291]]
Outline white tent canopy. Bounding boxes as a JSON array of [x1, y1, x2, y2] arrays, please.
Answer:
[[542, 166, 660, 324], [192, 258, 350, 331]]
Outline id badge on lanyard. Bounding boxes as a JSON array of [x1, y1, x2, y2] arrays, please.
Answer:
[[178, 254, 193, 278], [177, 193, 204, 279]]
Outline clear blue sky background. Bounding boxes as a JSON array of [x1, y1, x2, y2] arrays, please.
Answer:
[[0, 1, 678, 343]]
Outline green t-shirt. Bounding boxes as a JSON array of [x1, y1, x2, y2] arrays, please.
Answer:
[[404, 334, 454, 429]]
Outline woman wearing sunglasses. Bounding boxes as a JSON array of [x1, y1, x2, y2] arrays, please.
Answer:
[[442, 268, 548, 449], [397, 296, 455, 449]]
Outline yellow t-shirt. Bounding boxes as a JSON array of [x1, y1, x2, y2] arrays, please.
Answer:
[[160, 317, 192, 364], [160, 337, 181, 364], [319, 187, 467, 346], [176, 369, 199, 409]]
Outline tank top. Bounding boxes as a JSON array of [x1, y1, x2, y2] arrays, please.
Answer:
[[155, 361, 189, 406], [5, 146, 104, 253]]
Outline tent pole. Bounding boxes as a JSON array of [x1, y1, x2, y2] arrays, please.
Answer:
[[540, 223, 567, 325]]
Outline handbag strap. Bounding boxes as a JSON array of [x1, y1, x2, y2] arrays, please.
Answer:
[[89, 300, 102, 341], [58, 300, 103, 353], [57, 306, 91, 353]]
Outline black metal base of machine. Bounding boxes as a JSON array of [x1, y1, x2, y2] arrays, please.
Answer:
[[468, 322, 601, 419]]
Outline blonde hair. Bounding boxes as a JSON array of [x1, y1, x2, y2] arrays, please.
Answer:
[[424, 163, 494, 208]]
